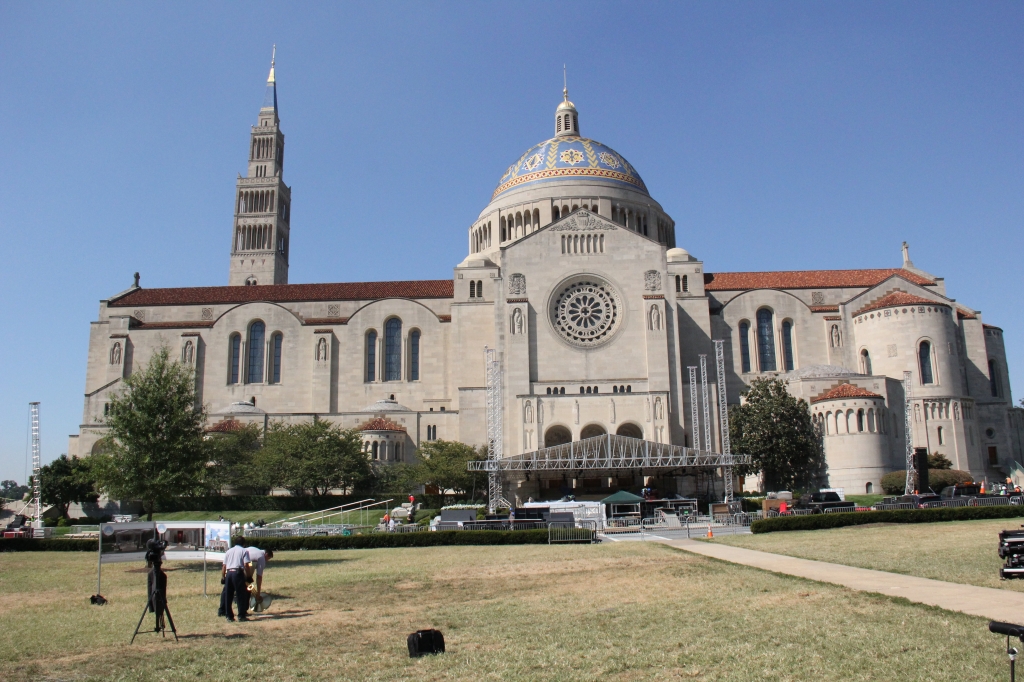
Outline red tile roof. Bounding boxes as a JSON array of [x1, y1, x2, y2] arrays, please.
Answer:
[[854, 291, 949, 317], [811, 383, 882, 404], [131, 320, 215, 329], [109, 280, 454, 307], [704, 268, 932, 291], [206, 418, 243, 433], [357, 417, 406, 433], [304, 318, 350, 326], [957, 307, 978, 320], [810, 305, 840, 313]]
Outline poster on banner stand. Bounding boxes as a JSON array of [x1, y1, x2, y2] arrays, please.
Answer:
[[99, 522, 157, 564], [156, 522, 206, 560], [204, 522, 230, 560]]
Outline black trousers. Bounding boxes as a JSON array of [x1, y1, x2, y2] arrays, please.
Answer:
[[223, 570, 248, 620]]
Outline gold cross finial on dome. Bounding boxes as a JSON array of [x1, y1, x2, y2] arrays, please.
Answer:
[[563, 64, 568, 101], [268, 45, 276, 83]]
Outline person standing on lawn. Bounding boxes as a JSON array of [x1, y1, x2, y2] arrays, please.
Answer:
[[221, 537, 250, 622]]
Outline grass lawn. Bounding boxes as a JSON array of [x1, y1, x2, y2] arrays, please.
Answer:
[[0, 543, 1010, 680], [149, 509, 393, 526], [712, 518, 1022, 591]]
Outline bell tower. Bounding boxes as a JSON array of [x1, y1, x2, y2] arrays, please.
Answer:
[[230, 48, 291, 286]]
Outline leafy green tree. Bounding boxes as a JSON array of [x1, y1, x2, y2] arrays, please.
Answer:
[[40, 455, 98, 519], [729, 377, 825, 492], [0, 480, 30, 501], [262, 419, 371, 495], [927, 452, 953, 470], [414, 440, 487, 498], [203, 422, 264, 493], [92, 347, 208, 520]]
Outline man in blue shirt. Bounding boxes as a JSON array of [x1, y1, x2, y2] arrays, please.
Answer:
[[221, 537, 250, 622]]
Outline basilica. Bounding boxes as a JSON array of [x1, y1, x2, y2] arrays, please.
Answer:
[[70, 59, 1023, 499]]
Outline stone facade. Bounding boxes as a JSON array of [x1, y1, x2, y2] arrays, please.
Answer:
[[69, 66, 1023, 497]]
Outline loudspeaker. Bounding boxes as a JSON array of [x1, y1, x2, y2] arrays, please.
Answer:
[[914, 447, 929, 492], [407, 629, 445, 657]]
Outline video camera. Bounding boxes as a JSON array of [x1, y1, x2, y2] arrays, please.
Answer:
[[145, 538, 168, 567], [998, 529, 1024, 579]]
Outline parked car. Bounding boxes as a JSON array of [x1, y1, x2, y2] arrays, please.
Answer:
[[940, 483, 982, 499], [797, 491, 856, 514]]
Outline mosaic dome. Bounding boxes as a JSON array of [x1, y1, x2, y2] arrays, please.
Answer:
[[492, 136, 648, 201]]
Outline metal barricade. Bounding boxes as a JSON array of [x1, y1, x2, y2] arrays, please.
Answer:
[[548, 521, 598, 544], [971, 496, 1011, 507], [872, 502, 916, 511]]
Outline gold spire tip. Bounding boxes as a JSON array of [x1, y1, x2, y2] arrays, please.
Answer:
[[267, 45, 276, 83]]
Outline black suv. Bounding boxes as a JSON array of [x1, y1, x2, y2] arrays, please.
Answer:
[[798, 492, 857, 514]]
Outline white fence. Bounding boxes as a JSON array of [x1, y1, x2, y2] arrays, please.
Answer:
[[548, 521, 599, 544]]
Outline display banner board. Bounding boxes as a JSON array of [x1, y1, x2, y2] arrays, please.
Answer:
[[157, 521, 207, 560], [99, 522, 157, 564], [204, 522, 230, 560]]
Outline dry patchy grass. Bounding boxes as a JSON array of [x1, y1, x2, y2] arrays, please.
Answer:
[[0, 543, 1008, 681], [713, 518, 1021, 590]]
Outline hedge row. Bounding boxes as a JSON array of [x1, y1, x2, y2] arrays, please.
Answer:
[[252, 529, 551, 551], [0, 538, 98, 552], [0, 530, 552, 552], [750, 505, 1024, 534]]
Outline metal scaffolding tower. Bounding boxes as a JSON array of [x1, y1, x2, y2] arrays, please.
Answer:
[[483, 347, 510, 513], [687, 366, 700, 449], [699, 355, 712, 454], [29, 402, 42, 529], [714, 340, 734, 503], [903, 371, 916, 495]]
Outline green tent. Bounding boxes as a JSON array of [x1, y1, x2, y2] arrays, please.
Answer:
[[600, 490, 645, 505]]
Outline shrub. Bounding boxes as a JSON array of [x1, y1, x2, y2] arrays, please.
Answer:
[[880, 469, 972, 494], [750, 505, 1024, 534], [0, 538, 98, 552]]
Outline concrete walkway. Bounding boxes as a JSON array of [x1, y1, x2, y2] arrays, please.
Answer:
[[658, 537, 1024, 623]]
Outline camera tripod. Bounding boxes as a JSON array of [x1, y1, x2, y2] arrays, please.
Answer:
[[131, 567, 178, 644]]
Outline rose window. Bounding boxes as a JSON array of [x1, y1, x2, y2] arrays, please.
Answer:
[[551, 278, 620, 348]]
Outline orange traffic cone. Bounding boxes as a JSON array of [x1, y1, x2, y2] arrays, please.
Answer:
[[706, 524, 714, 538], [981, 481, 986, 494]]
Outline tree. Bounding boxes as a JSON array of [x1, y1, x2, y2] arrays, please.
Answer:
[[927, 452, 953, 470], [40, 455, 98, 519], [203, 422, 264, 493], [262, 419, 371, 495], [414, 440, 487, 498], [0, 480, 30, 501], [92, 346, 208, 520], [729, 377, 826, 492]]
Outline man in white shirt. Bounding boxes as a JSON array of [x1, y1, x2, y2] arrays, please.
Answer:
[[221, 537, 250, 622], [244, 546, 274, 604]]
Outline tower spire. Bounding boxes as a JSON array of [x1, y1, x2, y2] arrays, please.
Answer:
[[555, 66, 579, 137], [261, 46, 278, 119]]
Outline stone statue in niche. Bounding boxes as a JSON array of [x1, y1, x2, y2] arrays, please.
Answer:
[[316, 338, 328, 362], [609, 399, 616, 424], [110, 342, 122, 365], [649, 304, 662, 331], [508, 273, 526, 296], [645, 397, 652, 423], [537, 400, 544, 425], [830, 324, 841, 348], [655, 396, 663, 420], [524, 400, 533, 424], [953, 402, 960, 421], [511, 308, 524, 335], [644, 270, 662, 292], [573, 400, 579, 425], [182, 340, 194, 364]]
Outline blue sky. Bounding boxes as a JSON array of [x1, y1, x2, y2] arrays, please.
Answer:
[[1, 2, 1021, 481]]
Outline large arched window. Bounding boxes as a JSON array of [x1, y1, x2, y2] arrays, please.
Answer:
[[739, 321, 751, 373], [410, 330, 421, 381], [919, 341, 934, 385], [246, 321, 265, 383], [270, 332, 283, 384], [781, 320, 795, 371], [861, 349, 872, 375], [229, 334, 241, 384], [384, 318, 402, 381], [365, 331, 377, 382], [756, 309, 776, 372]]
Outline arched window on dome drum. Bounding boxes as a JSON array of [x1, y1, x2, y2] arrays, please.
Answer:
[[739, 321, 751, 373], [229, 334, 241, 384], [270, 332, 283, 384], [564, 114, 569, 131], [533, 209, 540, 230], [365, 331, 377, 382], [372, 442, 378, 460], [410, 330, 420, 381], [477, 280, 483, 298], [469, 281, 476, 298], [552, 206, 560, 221], [682, 275, 688, 293], [557, 116, 562, 133], [782, 320, 794, 371], [247, 321, 265, 383], [861, 349, 872, 375], [384, 318, 402, 381], [675, 275, 681, 293], [756, 309, 776, 372], [919, 341, 934, 385]]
